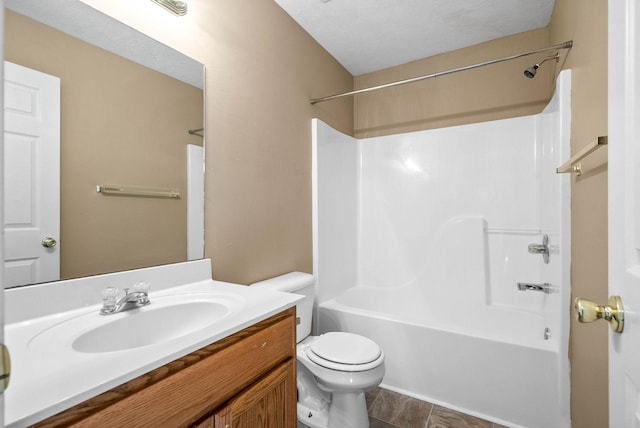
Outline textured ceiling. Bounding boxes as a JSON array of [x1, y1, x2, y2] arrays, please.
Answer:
[[273, 0, 556, 76], [6, 0, 203, 89]]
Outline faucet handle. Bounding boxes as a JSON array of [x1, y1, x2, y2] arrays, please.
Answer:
[[132, 281, 149, 294], [102, 286, 118, 300], [101, 286, 119, 312], [527, 234, 550, 264], [132, 281, 150, 305]]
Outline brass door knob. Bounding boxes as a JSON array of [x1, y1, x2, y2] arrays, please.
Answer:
[[0, 344, 10, 393], [41, 236, 57, 248], [574, 296, 624, 333]]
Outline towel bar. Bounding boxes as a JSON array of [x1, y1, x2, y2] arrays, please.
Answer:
[[556, 136, 607, 175]]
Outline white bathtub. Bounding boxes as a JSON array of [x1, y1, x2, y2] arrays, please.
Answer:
[[312, 71, 572, 428], [318, 285, 569, 428]]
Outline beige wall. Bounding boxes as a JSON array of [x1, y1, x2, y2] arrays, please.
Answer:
[[197, 2, 353, 284], [550, 0, 609, 426], [354, 28, 552, 138], [77, 0, 354, 284], [6, 10, 204, 280]]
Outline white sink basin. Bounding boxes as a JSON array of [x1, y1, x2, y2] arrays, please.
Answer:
[[28, 292, 241, 354], [73, 301, 230, 353]]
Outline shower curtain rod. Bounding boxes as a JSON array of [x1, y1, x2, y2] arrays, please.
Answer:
[[310, 40, 573, 105]]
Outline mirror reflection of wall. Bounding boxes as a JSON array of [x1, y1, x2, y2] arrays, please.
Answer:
[[5, 9, 204, 286]]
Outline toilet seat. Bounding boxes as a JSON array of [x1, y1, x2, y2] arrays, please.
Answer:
[[305, 332, 383, 372]]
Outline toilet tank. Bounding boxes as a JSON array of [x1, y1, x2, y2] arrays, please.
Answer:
[[250, 272, 314, 343]]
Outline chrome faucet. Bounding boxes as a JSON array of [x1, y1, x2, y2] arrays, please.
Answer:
[[100, 282, 150, 315], [528, 234, 550, 264]]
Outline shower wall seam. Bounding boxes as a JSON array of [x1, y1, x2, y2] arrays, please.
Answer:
[[355, 138, 363, 288]]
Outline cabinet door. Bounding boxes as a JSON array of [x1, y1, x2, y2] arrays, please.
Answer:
[[192, 416, 214, 428], [214, 359, 296, 428]]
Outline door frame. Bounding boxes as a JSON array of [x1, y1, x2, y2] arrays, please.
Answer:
[[608, 0, 640, 426], [1, 1, 7, 425]]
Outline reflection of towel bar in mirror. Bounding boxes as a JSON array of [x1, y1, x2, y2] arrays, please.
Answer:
[[188, 128, 204, 137], [96, 185, 180, 199], [556, 136, 607, 175]]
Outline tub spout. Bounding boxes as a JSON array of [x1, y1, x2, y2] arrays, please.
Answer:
[[517, 282, 554, 294]]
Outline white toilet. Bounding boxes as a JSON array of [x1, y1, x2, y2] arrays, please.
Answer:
[[251, 272, 385, 428]]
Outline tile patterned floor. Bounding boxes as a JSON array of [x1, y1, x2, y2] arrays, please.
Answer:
[[366, 388, 508, 428], [298, 387, 509, 428]]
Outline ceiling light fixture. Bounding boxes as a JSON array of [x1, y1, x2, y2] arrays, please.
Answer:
[[150, 0, 187, 16]]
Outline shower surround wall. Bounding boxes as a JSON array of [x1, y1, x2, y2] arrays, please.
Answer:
[[312, 71, 571, 428]]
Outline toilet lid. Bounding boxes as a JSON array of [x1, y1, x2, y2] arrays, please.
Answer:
[[307, 332, 382, 366]]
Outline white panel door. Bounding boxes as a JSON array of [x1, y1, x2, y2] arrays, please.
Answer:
[[4, 61, 60, 287], [609, 0, 640, 426], [1, 7, 6, 423]]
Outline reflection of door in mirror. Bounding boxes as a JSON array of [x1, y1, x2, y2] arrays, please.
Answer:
[[4, 61, 60, 287]]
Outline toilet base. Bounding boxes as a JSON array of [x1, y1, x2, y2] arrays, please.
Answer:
[[297, 402, 329, 428], [297, 363, 371, 428], [297, 392, 369, 428], [327, 391, 369, 428], [297, 362, 330, 428]]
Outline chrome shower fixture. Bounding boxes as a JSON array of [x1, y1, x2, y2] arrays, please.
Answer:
[[528, 234, 550, 264], [523, 53, 560, 79]]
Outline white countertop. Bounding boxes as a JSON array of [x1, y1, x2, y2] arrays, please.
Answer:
[[4, 260, 302, 427]]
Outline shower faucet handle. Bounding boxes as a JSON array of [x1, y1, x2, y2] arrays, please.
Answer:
[[528, 234, 550, 264]]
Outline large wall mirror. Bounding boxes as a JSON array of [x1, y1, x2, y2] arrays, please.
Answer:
[[4, 0, 205, 288]]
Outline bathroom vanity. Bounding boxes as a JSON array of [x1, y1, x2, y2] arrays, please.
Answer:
[[4, 260, 301, 427], [36, 308, 296, 427]]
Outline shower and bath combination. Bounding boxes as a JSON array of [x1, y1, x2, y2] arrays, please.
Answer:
[[312, 69, 573, 427], [309, 31, 574, 428]]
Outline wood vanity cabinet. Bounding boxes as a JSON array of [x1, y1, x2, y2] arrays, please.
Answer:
[[34, 307, 297, 428], [195, 360, 294, 428]]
